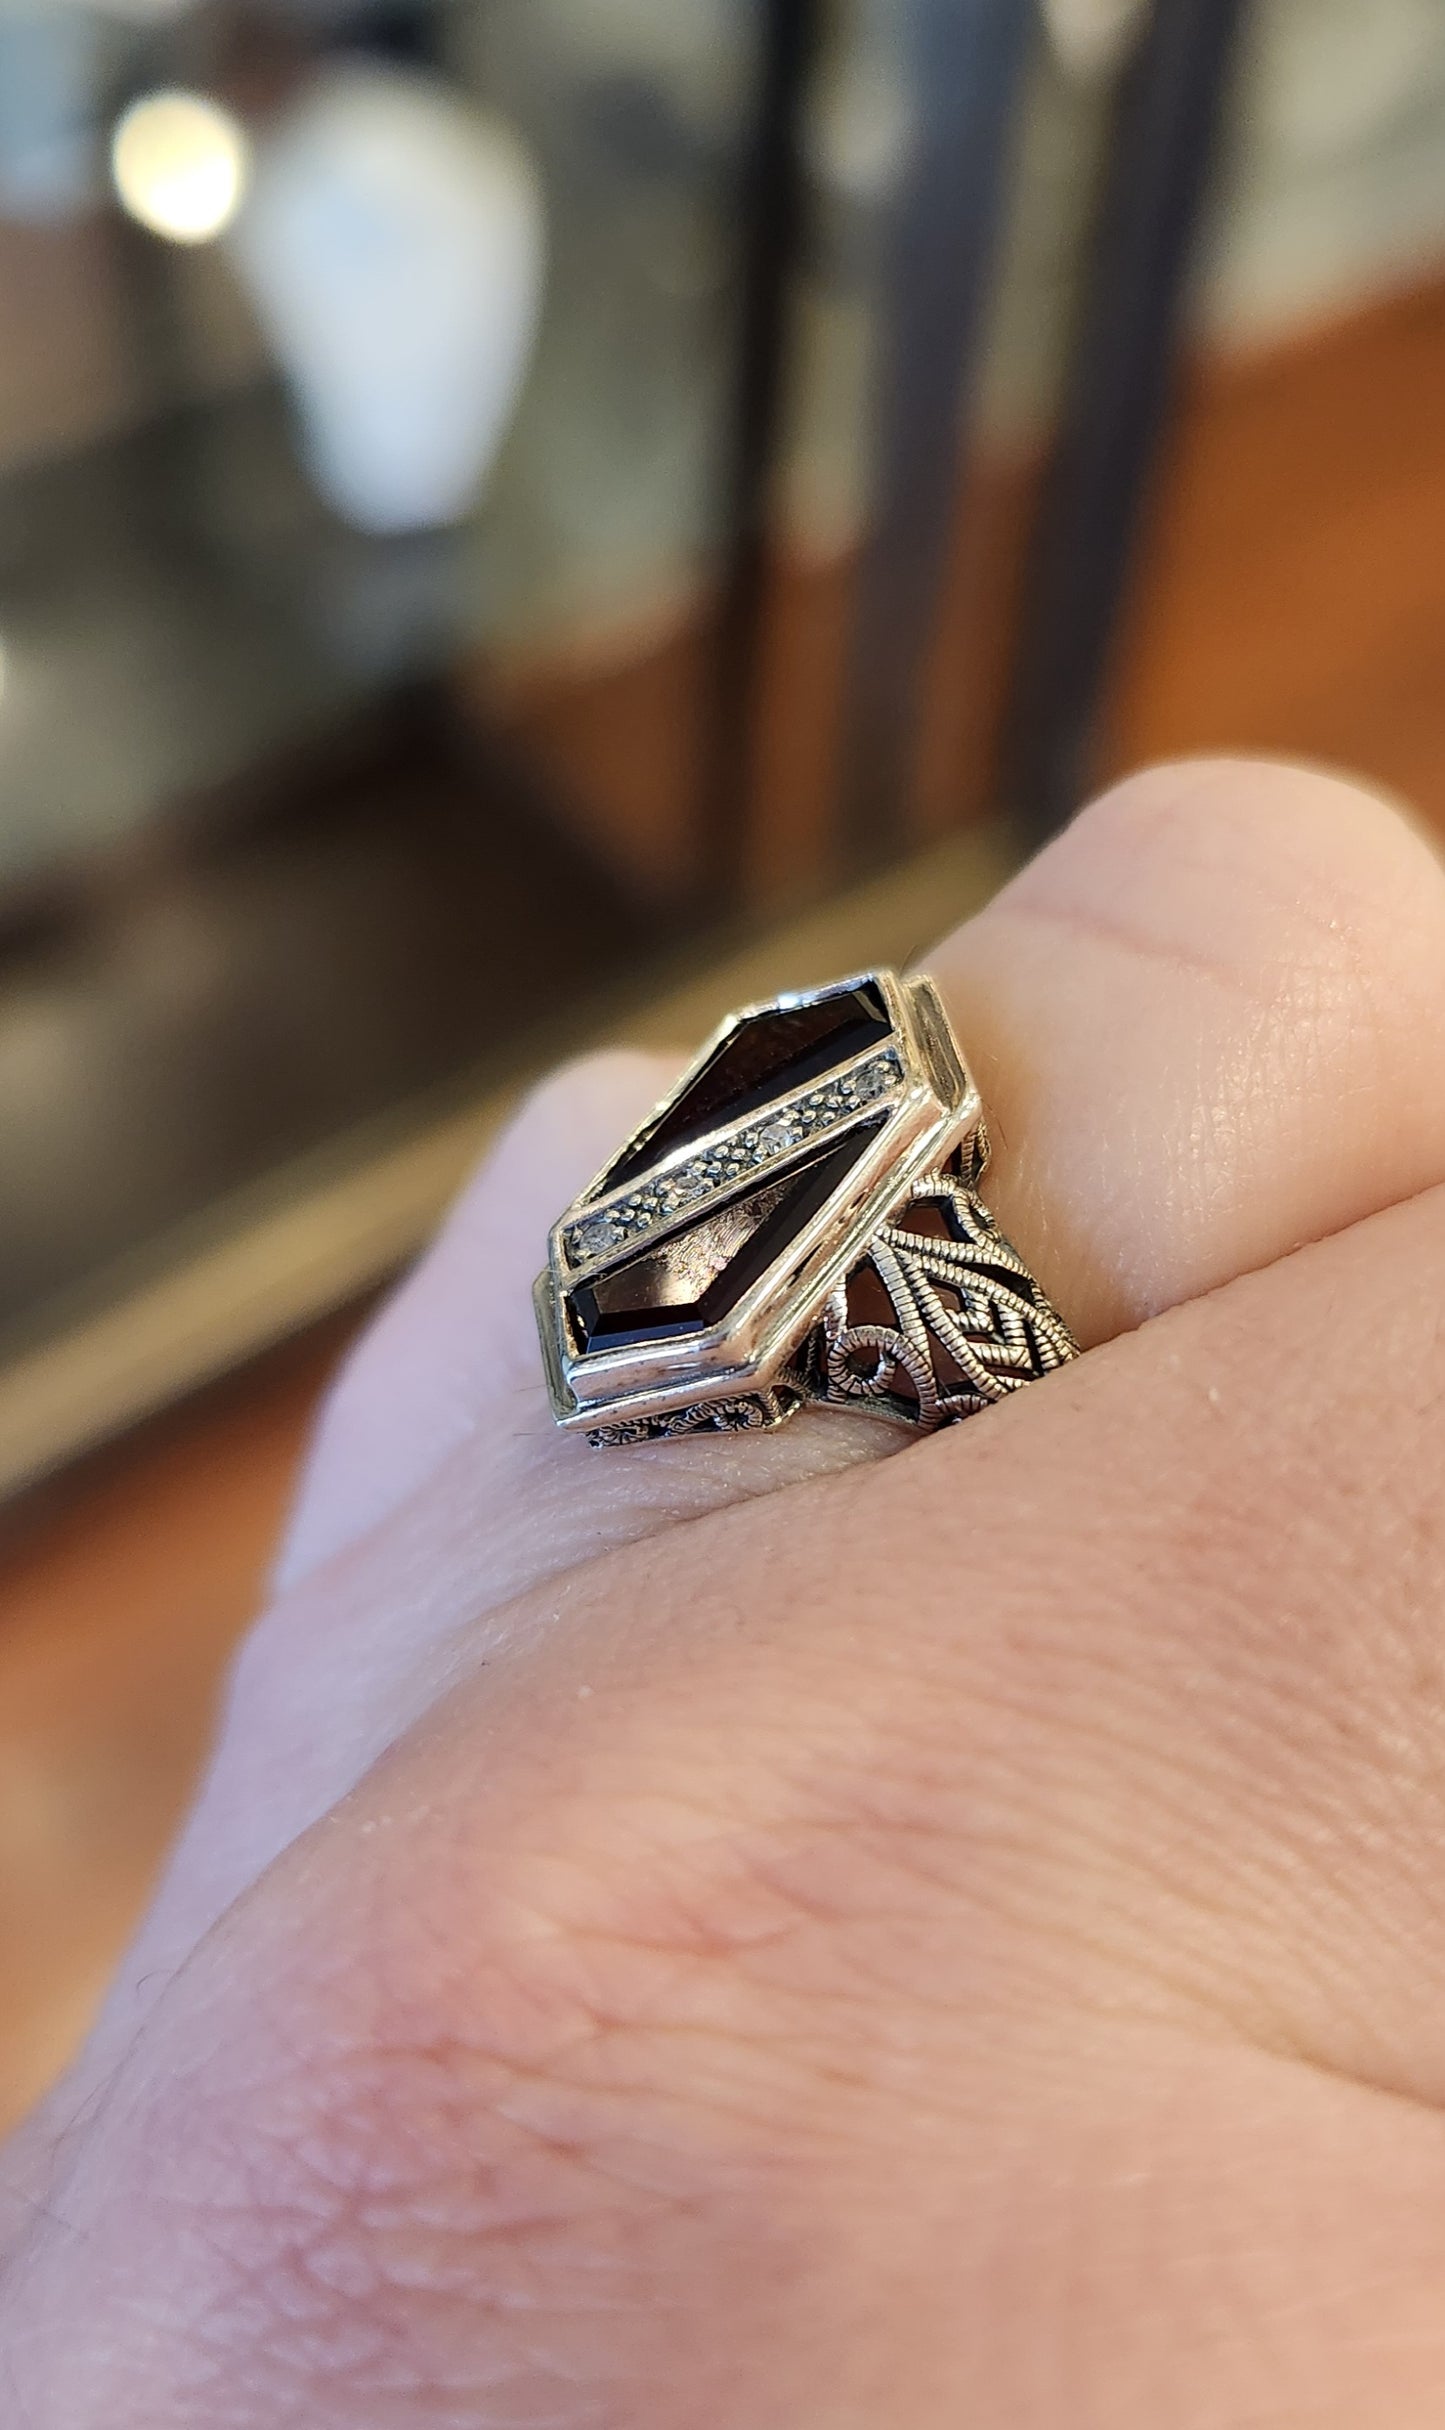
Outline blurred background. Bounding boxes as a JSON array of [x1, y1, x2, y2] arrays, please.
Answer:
[[1, 0, 1443, 2132]]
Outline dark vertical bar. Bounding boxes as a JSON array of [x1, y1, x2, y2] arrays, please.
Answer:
[[697, 0, 824, 911], [1000, 0, 1249, 851], [837, 0, 1032, 872]]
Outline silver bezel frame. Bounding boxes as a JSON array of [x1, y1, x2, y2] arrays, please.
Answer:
[[536, 971, 981, 1436]]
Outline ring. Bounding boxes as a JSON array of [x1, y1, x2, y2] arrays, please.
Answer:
[[535, 971, 1078, 1446]]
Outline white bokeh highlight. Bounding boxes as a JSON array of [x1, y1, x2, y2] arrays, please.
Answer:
[[229, 65, 546, 536]]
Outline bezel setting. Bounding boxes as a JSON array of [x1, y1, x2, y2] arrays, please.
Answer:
[[535, 970, 981, 1439]]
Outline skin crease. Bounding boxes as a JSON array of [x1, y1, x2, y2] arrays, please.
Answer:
[[9, 759, 1445, 2423]]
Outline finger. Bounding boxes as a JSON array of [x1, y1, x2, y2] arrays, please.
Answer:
[[281, 756, 1445, 1599]]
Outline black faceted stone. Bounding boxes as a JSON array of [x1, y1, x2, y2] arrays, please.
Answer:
[[569, 1124, 881, 1354], [602, 981, 893, 1192]]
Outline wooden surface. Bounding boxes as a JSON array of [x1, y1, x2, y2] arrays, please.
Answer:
[[1109, 277, 1445, 819], [0, 1324, 354, 2134], [1, 275, 1443, 2143]]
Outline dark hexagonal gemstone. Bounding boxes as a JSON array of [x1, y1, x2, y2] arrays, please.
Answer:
[[601, 980, 893, 1192], [569, 1123, 881, 1354]]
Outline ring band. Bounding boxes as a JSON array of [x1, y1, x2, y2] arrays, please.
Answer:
[[535, 970, 1078, 1446]]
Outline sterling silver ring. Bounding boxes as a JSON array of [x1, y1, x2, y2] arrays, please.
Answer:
[[535, 970, 1078, 1447]]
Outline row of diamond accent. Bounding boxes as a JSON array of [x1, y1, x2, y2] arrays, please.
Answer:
[[564, 1048, 904, 1269]]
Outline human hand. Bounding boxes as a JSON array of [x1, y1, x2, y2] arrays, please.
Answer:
[[7, 759, 1445, 2426]]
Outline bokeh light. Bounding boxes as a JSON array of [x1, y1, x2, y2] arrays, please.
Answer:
[[110, 90, 250, 246]]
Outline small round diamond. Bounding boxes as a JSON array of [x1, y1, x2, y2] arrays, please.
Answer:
[[854, 1055, 898, 1103], [756, 1112, 805, 1156], [571, 1211, 622, 1263]]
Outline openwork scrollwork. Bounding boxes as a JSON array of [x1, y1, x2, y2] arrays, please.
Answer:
[[586, 1388, 803, 1448], [813, 1162, 1077, 1431]]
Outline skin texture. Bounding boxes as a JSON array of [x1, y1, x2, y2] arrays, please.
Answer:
[[7, 757, 1445, 2424]]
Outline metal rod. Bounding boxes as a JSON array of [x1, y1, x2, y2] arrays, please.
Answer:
[[836, 0, 1033, 873], [698, 0, 825, 911], [999, 0, 1250, 851]]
